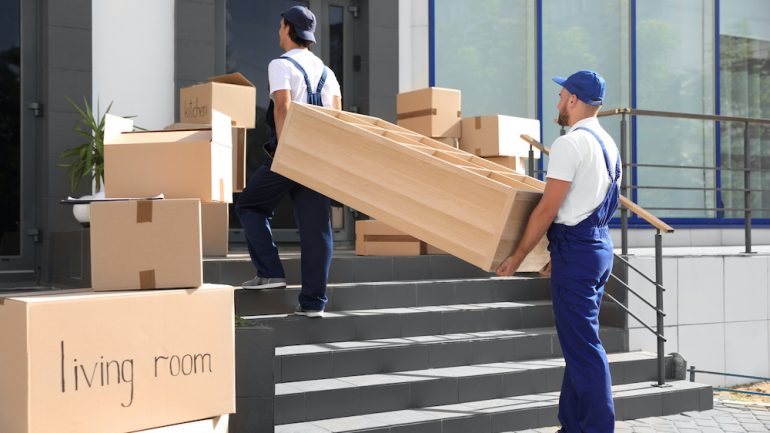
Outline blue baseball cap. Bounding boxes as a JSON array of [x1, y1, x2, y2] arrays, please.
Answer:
[[552, 70, 606, 106], [281, 5, 317, 43]]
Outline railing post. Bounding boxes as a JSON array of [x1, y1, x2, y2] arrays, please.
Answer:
[[743, 121, 752, 254], [689, 366, 696, 382], [621, 112, 629, 256], [655, 229, 665, 386], [528, 144, 535, 178]]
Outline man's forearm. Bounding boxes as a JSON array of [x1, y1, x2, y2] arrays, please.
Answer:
[[511, 204, 556, 262], [274, 106, 289, 141]]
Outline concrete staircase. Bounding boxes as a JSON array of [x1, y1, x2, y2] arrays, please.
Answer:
[[212, 252, 712, 433]]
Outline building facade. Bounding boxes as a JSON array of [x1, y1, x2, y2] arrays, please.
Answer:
[[1, 0, 769, 290]]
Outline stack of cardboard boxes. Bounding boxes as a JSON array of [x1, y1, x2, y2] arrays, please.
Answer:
[[165, 73, 257, 257], [0, 73, 257, 433]]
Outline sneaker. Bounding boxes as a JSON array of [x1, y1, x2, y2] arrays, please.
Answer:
[[241, 276, 287, 290], [294, 305, 324, 318]]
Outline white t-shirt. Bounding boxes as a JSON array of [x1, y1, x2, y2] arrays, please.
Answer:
[[546, 117, 622, 226], [268, 48, 341, 107]]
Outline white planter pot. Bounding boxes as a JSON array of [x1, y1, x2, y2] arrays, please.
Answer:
[[72, 190, 105, 226]]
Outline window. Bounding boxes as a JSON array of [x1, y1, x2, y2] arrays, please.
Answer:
[[434, 0, 536, 118], [636, 0, 715, 218], [541, 0, 630, 149], [720, 0, 770, 218]]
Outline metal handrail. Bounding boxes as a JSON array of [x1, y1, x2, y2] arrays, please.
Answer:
[[599, 107, 770, 126], [526, 107, 768, 388], [689, 367, 770, 397], [520, 135, 674, 234], [624, 162, 754, 171], [597, 107, 766, 255]]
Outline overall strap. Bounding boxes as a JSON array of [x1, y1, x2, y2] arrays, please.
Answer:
[[279, 56, 327, 106], [574, 126, 621, 184], [316, 67, 328, 94]]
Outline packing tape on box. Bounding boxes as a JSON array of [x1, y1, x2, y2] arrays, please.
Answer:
[[219, 178, 225, 202], [139, 269, 156, 289], [136, 200, 154, 223], [475, 116, 482, 129], [396, 108, 437, 121], [363, 235, 419, 243]]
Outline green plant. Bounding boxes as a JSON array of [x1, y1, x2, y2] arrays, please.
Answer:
[[59, 97, 113, 193]]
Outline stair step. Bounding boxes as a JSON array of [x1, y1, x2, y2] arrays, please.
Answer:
[[274, 327, 626, 382], [275, 351, 667, 424], [205, 254, 504, 286], [274, 380, 713, 433], [235, 277, 550, 316], [245, 301, 555, 346]]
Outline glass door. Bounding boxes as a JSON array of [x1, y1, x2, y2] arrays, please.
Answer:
[[0, 0, 37, 283], [226, 0, 359, 245]]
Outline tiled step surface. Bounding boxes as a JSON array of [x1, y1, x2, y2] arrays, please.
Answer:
[[235, 277, 551, 316], [206, 254, 497, 286], [274, 380, 713, 433], [223, 253, 707, 433], [275, 351, 669, 424], [274, 327, 626, 383], [244, 301, 555, 346]]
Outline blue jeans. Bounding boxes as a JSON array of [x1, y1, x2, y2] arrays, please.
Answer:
[[235, 162, 332, 311]]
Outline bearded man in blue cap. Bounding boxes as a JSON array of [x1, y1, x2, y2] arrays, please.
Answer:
[[497, 69, 620, 433], [236, 5, 341, 318]]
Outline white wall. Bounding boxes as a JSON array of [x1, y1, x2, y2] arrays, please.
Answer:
[[93, 0, 175, 130], [627, 253, 770, 387], [398, 0, 428, 92]]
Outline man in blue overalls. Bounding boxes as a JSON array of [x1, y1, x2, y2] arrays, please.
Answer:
[[497, 70, 620, 432], [236, 6, 342, 318]]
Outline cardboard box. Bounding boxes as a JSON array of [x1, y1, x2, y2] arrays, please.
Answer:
[[484, 156, 530, 175], [136, 415, 229, 433], [163, 123, 247, 193], [90, 199, 202, 291], [355, 220, 448, 256], [0, 285, 235, 433], [202, 202, 228, 257], [105, 111, 233, 202], [180, 72, 256, 128], [424, 244, 447, 255], [397, 87, 461, 138], [273, 104, 550, 272], [355, 220, 422, 256], [459, 115, 541, 157]]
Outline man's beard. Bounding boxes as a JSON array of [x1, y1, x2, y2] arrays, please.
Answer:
[[557, 107, 569, 127]]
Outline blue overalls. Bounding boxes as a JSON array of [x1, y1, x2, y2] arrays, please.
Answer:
[[546, 127, 621, 433], [235, 56, 332, 311]]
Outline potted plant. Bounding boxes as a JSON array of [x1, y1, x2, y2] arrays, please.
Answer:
[[59, 97, 112, 225]]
